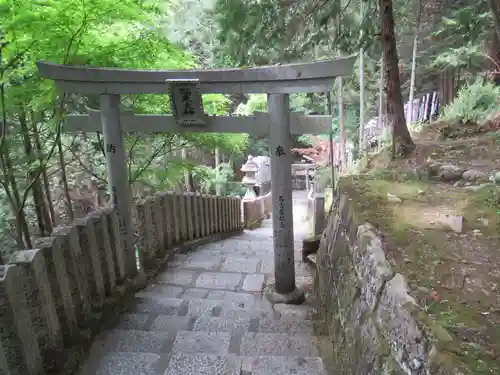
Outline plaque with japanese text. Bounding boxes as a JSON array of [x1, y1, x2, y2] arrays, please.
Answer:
[[166, 79, 206, 126]]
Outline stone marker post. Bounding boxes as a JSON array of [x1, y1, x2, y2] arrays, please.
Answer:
[[0, 265, 44, 375], [265, 94, 304, 304]]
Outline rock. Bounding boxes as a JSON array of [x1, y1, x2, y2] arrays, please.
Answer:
[[478, 217, 489, 226], [427, 162, 442, 177], [462, 169, 488, 182], [376, 274, 427, 373], [435, 214, 463, 233], [463, 183, 493, 192], [437, 165, 465, 182], [302, 235, 321, 262], [416, 286, 430, 294], [412, 166, 429, 180], [491, 171, 500, 184], [387, 193, 402, 203]]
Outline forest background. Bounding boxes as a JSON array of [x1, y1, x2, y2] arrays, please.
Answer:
[[0, 0, 499, 260]]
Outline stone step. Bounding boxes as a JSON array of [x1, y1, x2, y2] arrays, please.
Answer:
[[242, 356, 327, 375], [79, 352, 327, 375], [138, 286, 273, 309], [79, 329, 325, 375], [153, 268, 269, 293], [125, 294, 318, 323], [125, 296, 244, 315], [88, 329, 322, 356], [114, 307, 323, 336], [165, 353, 242, 375], [125, 294, 277, 317], [136, 285, 317, 315], [194, 315, 317, 335], [239, 332, 320, 357], [166, 354, 328, 375]]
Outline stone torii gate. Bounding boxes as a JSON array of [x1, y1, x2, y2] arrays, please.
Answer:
[[36, 57, 355, 304]]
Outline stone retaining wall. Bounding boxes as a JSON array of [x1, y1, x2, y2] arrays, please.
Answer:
[[315, 193, 460, 374], [0, 192, 241, 375]]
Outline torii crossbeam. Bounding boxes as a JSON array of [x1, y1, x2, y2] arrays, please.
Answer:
[[65, 109, 333, 135], [36, 57, 356, 304]]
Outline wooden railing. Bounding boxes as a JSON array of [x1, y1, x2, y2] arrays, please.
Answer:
[[0, 192, 241, 375]]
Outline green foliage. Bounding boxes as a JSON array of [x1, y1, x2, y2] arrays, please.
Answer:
[[235, 94, 267, 114], [203, 94, 231, 114], [431, 43, 485, 70], [0, 0, 252, 254], [185, 93, 249, 157], [247, 138, 269, 155], [433, 9, 492, 44], [332, 107, 360, 140], [442, 79, 500, 123], [214, 0, 378, 66], [192, 161, 245, 196], [164, 0, 234, 68], [297, 134, 314, 146], [1, 0, 496, 255], [418, 2, 492, 95]]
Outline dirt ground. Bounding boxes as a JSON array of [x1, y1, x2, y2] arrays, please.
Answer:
[[343, 121, 500, 374]]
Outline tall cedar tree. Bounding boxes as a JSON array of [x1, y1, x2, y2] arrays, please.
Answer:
[[380, 0, 415, 156]]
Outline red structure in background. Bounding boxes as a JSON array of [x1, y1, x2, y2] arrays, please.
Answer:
[[291, 135, 336, 166]]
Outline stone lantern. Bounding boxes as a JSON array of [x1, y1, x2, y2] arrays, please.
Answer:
[[241, 155, 258, 201]]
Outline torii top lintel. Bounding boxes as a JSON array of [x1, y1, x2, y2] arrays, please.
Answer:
[[36, 56, 356, 95]]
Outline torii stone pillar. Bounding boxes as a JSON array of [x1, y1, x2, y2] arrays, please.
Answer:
[[100, 95, 137, 278], [265, 94, 303, 303]]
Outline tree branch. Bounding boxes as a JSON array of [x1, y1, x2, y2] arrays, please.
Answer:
[[64, 145, 107, 184]]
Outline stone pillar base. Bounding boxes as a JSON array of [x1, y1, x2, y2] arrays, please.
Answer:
[[264, 284, 305, 305]]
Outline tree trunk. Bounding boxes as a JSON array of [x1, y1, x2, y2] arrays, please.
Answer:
[[182, 148, 195, 192], [359, 0, 365, 158], [407, 0, 422, 125], [33, 121, 57, 226], [56, 134, 74, 221], [448, 68, 456, 103], [377, 53, 385, 152], [379, 0, 415, 157], [20, 111, 51, 236], [488, 0, 500, 42], [439, 71, 445, 114], [338, 77, 346, 168], [336, 12, 346, 169], [439, 68, 456, 109], [52, 94, 74, 222], [2, 146, 31, 247], [489, 31, 500, 84], [215, 147, 221, 195], [0, 55, 31, 247], [0, 152, 27, 249]]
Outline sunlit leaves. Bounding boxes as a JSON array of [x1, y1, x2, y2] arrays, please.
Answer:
[[432, 43, 485, 70]]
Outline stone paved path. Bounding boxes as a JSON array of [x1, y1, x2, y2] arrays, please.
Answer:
[[78, 191, 326, 375]]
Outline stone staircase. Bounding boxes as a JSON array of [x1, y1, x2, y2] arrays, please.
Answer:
[[77, 191, 327, 375]]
